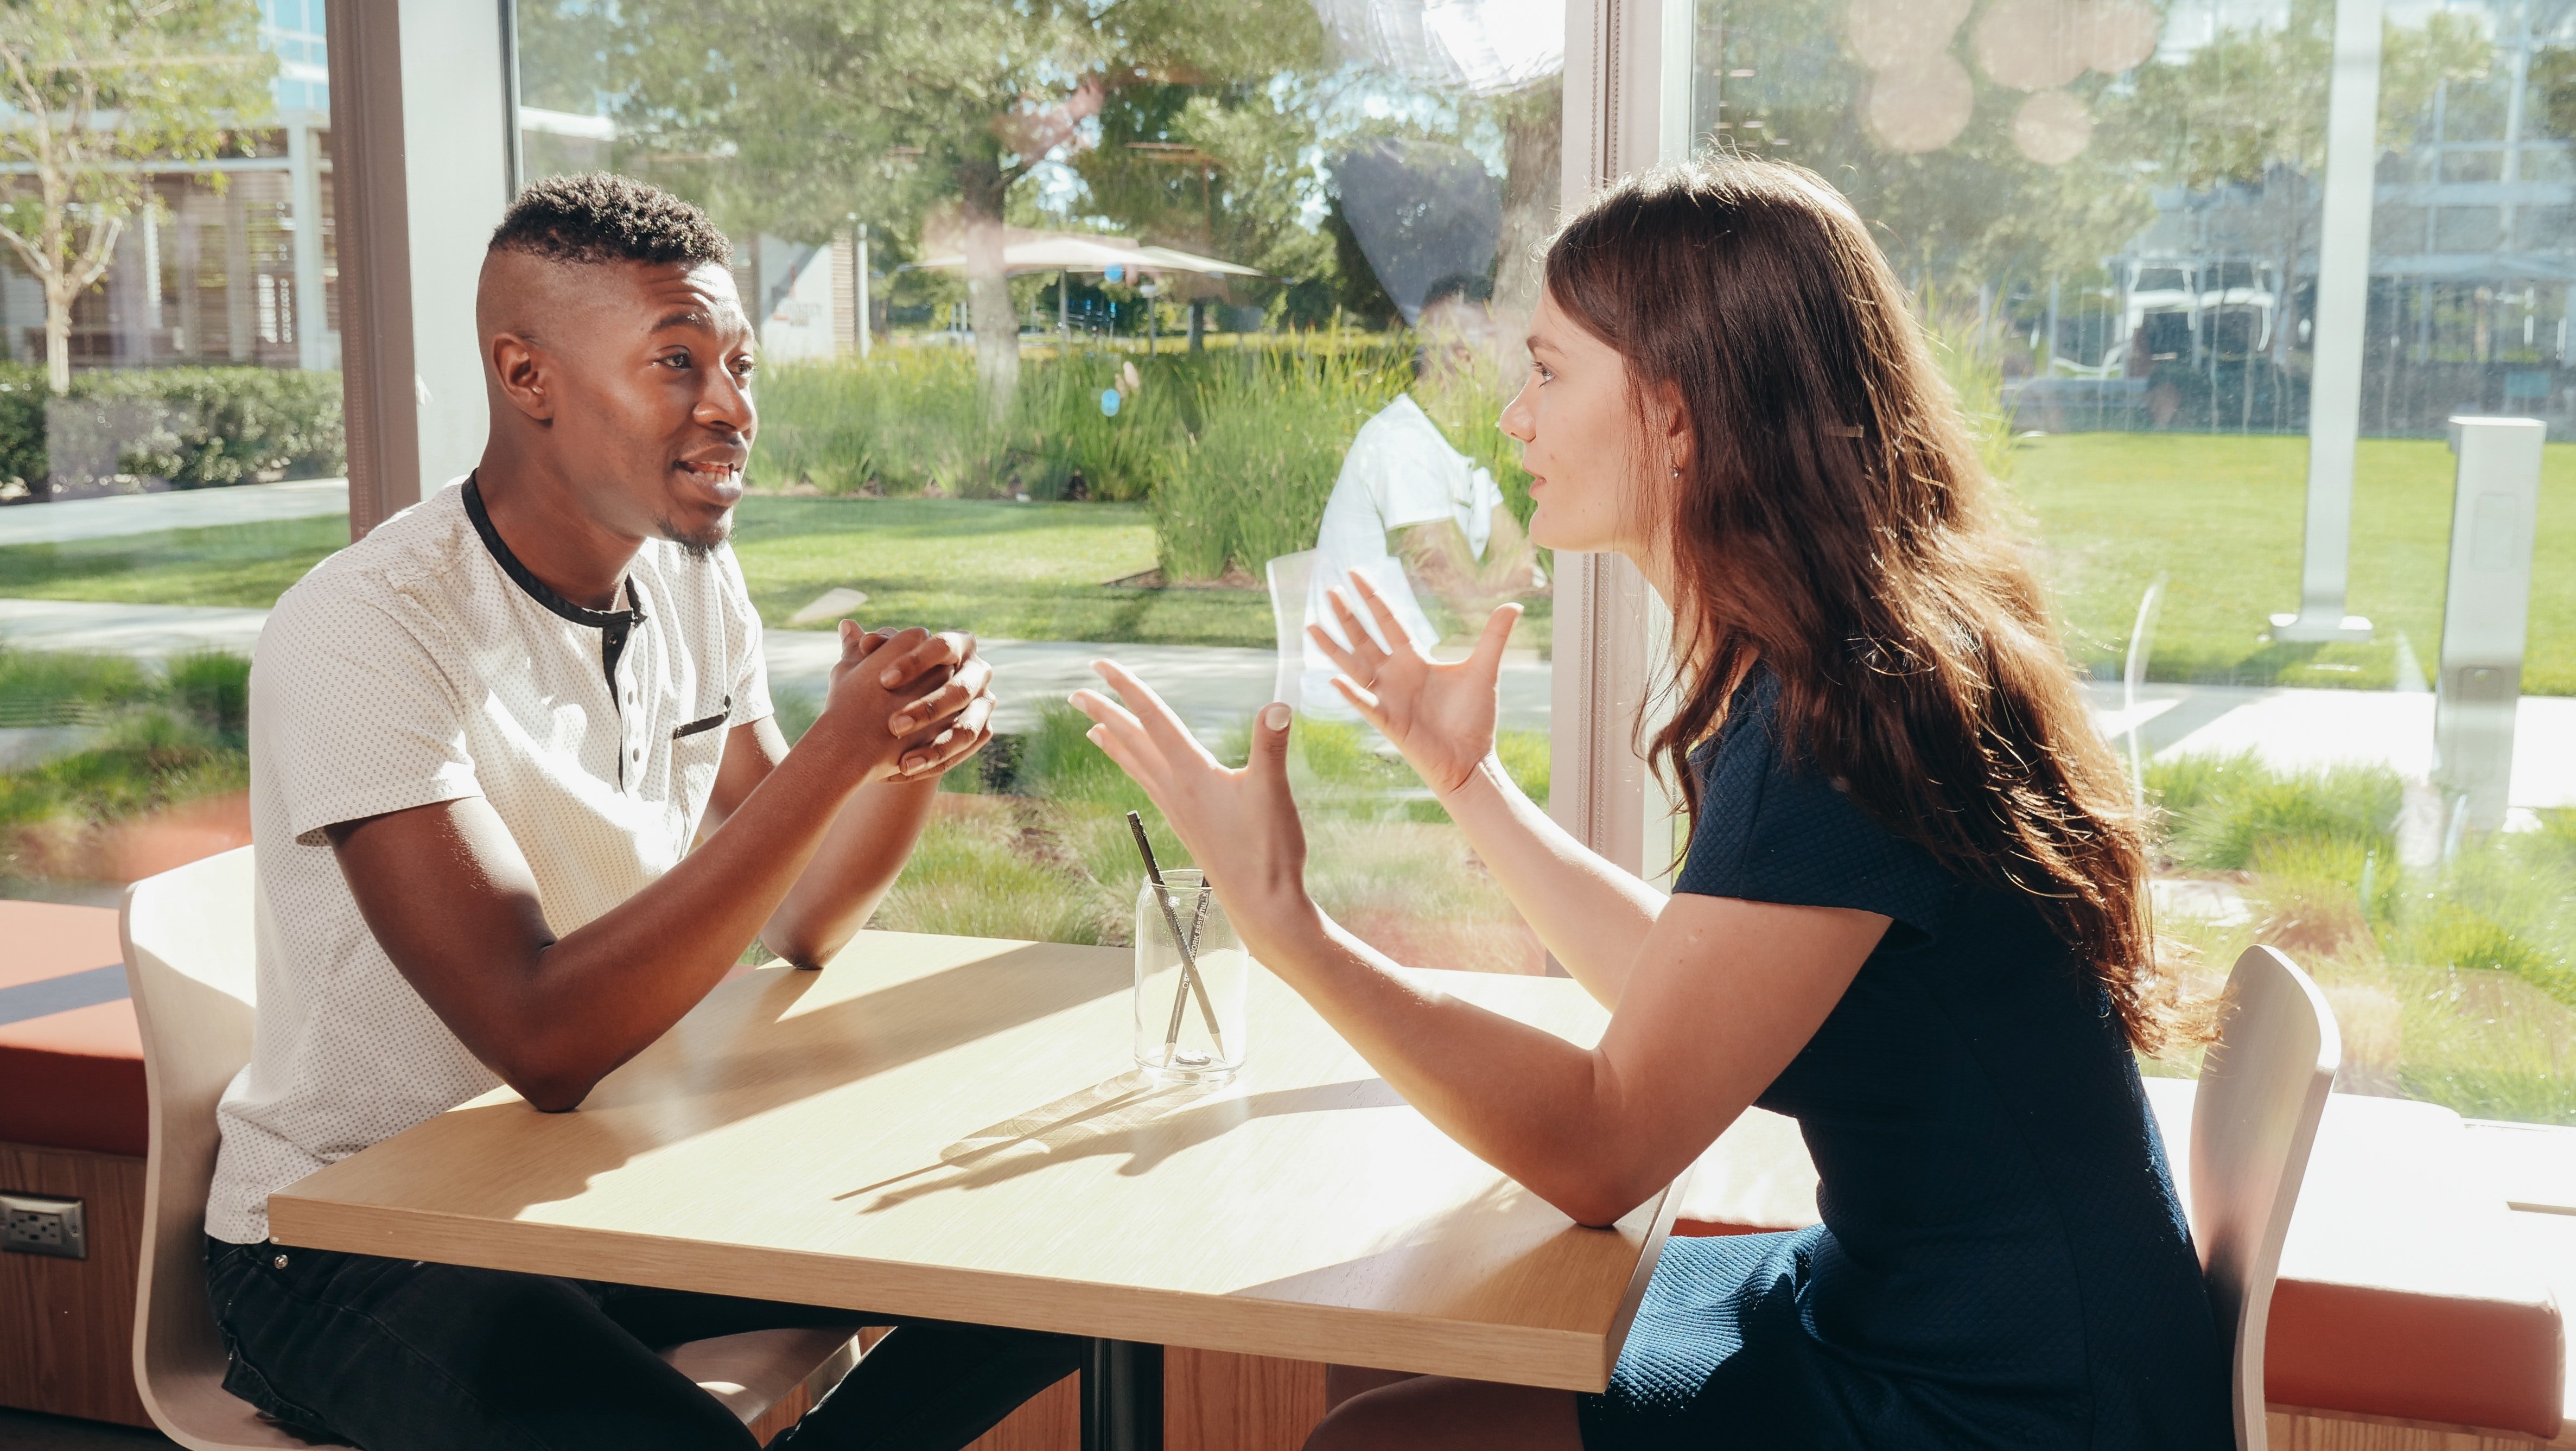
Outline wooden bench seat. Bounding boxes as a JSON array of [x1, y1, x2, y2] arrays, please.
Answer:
[[0, 900, 152, 1427], [1669, 1080, 2571, 1446]]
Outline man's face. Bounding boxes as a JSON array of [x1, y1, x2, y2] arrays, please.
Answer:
[[513, 259, 756, 555], [1416, 295, 1498, 383]]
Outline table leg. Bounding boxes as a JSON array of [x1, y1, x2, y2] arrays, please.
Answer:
[[1079, 1338, 1162, 1451]]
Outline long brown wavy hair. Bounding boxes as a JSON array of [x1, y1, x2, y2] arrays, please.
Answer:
[[1547, 157, 2195, 1054]]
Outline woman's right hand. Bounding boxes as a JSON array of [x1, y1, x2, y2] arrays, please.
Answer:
[[1309, 571, 1521, 799]]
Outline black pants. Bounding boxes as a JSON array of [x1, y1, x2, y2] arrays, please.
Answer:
[[206, 1237, 1083, 1450]]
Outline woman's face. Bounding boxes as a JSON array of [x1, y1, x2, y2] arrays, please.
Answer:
[[1501, 288, 1661, 564]]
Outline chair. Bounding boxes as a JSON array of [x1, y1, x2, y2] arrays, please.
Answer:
[[1265, 549, 1320, 708], [2188, 945, 2342, 1451], [123, 845, 860, 1449]]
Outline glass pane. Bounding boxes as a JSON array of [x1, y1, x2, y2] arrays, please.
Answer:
[[1690, 0, 2572, 1122], [516, 0, 1561, 972], [0, 5, 341, 906]]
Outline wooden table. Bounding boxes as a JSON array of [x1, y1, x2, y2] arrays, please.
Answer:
[[267, 932, 1675, 1449]]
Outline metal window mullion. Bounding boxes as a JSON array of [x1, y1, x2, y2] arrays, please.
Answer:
[[325, 0, 419, 540], [1547, 0, 1684, 886]]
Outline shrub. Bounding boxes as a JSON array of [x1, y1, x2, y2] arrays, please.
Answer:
[[0, 648, 154, 727], [752, 350, 1186, 502], [0, 705, 245, 828], [0, 647, 254, 828], [0, 364, 345, 495], [163, 650, 252, 742], [2146, 752, 2402, 871], [1152, 346, 1407, 580]]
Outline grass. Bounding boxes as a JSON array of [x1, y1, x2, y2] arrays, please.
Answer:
[[872, 703, 1554, 973], [2147, 751, 2576, 1123], [0, 514, 346, 608], [0, 648, 250, 848], [728, 496, 1273, 646], [2011, 433, 2576, 692], [752, 348, 1191, 503], [0, 431, 2566, 688], [1149, 347, 1409, 580]]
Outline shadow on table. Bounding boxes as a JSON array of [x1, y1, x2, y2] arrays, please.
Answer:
[[836, 1070, 1409, 1214], [379, 944, 1134, 1219], [1229, 1177, 1653, 1328]]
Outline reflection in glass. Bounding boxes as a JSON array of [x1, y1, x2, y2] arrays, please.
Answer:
[[1689, 0, 2572, 1123], [0, 3, 341, 906], [514, 0, 1562, 974]]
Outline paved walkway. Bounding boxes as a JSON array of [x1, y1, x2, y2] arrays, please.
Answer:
[[1, 596, 2568, 807], [0, 478, 348, 546]]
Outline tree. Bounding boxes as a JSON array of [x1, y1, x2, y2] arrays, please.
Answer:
[[2092, 2, 2488, 376], [1074, 80, 1334, 337], [0, 0, 274, 394], [586, 0, 1326, 408]]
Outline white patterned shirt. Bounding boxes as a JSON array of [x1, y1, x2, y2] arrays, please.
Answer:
[[207, 476, 771, 1244]]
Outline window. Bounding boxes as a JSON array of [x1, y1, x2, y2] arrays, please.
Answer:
[[0, 3, 339, 908], [1688, 0, 2572, 1124], [513, 0, 1564, 970]]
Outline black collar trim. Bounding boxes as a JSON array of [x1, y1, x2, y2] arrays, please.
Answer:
[[462, 472, 648, 630]]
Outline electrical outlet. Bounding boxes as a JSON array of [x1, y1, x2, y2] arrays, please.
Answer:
[[1, 1193, 85, 1260]]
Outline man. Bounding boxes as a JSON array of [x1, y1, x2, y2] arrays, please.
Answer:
[[1298, 273, 1543, 716], [202, 173, 1079, 1450]]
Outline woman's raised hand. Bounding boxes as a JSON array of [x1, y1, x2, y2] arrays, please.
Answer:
[[1070, 661, 1313, 937], [1311, 571, 1522, 798]]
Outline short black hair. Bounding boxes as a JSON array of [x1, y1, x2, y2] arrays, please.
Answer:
[[1419, 271, 1494, 312], [488, 173, 732, 268]]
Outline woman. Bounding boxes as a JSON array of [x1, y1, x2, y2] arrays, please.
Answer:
[[1071, 157, 2230, 1450]]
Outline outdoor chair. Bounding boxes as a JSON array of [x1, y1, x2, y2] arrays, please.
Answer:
[[2186, 944, 2342, 1451], [1265, 549, 1320, 709], [122, 845, 862, 1449]]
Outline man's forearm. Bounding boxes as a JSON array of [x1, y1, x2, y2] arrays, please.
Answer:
[[761, 775, 943, 966], [498, 731, 887, 1104]]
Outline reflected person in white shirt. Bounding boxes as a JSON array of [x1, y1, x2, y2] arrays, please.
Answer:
[[1300, 274, 1545, 715]]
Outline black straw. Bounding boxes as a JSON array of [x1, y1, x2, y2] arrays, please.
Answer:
[[1126, 811, 1225, 1055]]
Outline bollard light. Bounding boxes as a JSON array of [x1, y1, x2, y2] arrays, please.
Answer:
[[2433, 416, 2545, 834]]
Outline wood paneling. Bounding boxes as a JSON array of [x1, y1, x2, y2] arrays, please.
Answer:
[[969, 1372, 1079, 1451], [2271, 1408, 2574, 1449], [0, 1142, 150, 1427], [1166, 1351, 1327, 1451], [271, 934, 1667, 1394]]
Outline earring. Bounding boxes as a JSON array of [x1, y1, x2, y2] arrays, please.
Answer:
[[1670, 464, 1681, 478]]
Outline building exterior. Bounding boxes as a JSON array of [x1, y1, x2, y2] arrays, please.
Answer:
[[0, 0, 339, 375]]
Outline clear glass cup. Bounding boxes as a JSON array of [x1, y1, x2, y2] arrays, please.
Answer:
[[1134, 870, 1249, 1081]]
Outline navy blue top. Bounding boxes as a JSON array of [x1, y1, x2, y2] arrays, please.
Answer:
[[1579, 670, 2230, 1450]]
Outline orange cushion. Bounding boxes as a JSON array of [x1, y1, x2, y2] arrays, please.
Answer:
[[1670, 1083, 2566, 1439], [0, 900, 144, 1156]]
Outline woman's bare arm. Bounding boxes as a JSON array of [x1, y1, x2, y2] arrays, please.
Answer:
[[1072, 665, 1881, 1226], [1307, 575, 1662, 998]]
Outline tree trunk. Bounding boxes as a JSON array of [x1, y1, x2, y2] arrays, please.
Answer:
[[956, 157, 1019, 416], [43, 273, 73, 396], [1493, 77, 1564, 357]]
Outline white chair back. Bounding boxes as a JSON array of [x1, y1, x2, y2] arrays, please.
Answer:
[[1266, 549, 1320, 708], [2190, 945, 2341, 1451], [122, 845, 301, 1450]]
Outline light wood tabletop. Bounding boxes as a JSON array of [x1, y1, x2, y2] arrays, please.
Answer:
[[266, 932, 1674, 1393]]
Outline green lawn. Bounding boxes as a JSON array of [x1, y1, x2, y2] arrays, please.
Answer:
[[0, 498, 1277, 647], [2012, 434, 2576, 694], [0, 514, 348, 608], [0, 436, 2567, 687], [727, 497, 1270, 645]]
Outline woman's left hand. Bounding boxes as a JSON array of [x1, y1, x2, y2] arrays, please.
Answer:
[[1070, 662, 1314, 940]]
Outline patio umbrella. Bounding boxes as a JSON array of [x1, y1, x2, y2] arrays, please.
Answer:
[[907, 231, 1267, 339], [908, 231, 1263, 280]]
